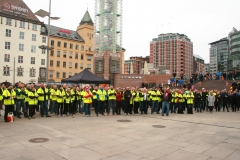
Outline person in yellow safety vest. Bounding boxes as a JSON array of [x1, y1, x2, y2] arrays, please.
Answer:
[[3, 84, 16, 122], [24, 84, 31, 114], [0, 83, 6, 116], [83, 87, 93, 117], [157, 88, 162, 113], [182, 90, 188, 111], [96, 85, 107, 116], [177, 90, 184, 114], [76, 87, 82, 113], [65, 88, 72, 116], [150, 88, 159, 114], [57, 86, 65, 116], [130, 87, 135, 115], [147, 88, 152, 108], [28, 86, 38, 119], [139, 88, 148, 114], [37, 83, 51, 118], [15, 83, 27, 118], [186, 90, 194, 114], [92, 86, 99, 116], [50, 85, 58, 115], [70, 85, 78, 115], [133, 88, 140, 114], [80, 88, 85, 114], [108, 85, 117, 116], [170, 89, 176, 113], [121, 88, 125, 112]]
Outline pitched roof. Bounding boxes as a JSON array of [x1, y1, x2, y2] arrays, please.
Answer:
[[45, 25, 84, 42], [80, 10, 94, 26], [0, 0, 40, 23]]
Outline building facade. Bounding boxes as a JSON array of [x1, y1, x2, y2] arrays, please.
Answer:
[[40, 11, 94, 83], [209, 38, 229, 75], [124, 56, 149, 74], [228, 28, 240, 70], [203, 63, 210, 75], [0, 0, 46, 84], [150, 33, 193, 78], [193, 54, 205, 73]]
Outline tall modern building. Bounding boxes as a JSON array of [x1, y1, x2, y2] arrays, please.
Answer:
[[193, 54, 204, 73], [150, 33, 193, 78], [228, 27, 240, 70], [209, 38, 229, 74], [0, 0, 46, 84], [94, 0, 124, 84]]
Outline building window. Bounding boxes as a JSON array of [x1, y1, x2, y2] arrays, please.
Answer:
[[50, 60, 53, 67], [20, 21, 25, 28], [5, 41, 10, 50], [87, 64, 91, 70], [50, 50, 53, 56], [87, 55, 92, 61], [62, 72, 66, 78], [56, 72, 60, 78], [63, 62, 66, 68], [6, 18, 11, 25], [88, 47, 91, 51], [69, 62, 72, 68], [75, 53, 78, 59], [18, 56, 23, 63], [57, 41, 61, 47], [57, 61, 60, 67], [4, 54, 10, 62], [75, 44, 79, 50], [64, 42, 67, 48], [32, 34, 36, 41], [63, 52, 67, 58], [70, 43, 73, 49], [69, 72, 72, 77], [57, 51, 60, 57], [19, 32, 24, 39], [75, 63, 78, 69], [3, 66, 10, 76], [6, 29, 11, 37], [19, 44, 24, 51], [69, 52, 72, 58], [51, 40, 54, 46], [49, 71, 53, 78], [31, 57, 35, 64], [81, 54, 84, 60], [17, 67, 23, 76], [32, 24, 37, 30], [30, 68, 36, 77], [42, 49, 46, 54], [31, 45, 36, 53], [80, 63, 83, 69], [41, 59, 45, 65], [42, 37, 46, 43], [81, 45, 84, 51]]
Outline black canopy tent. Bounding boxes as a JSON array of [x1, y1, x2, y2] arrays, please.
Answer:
[[61, 68, 110, 84]]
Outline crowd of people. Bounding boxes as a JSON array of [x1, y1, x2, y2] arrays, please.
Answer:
[[0, 81, 239, 123]]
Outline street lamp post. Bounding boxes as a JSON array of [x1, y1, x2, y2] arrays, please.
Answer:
[[35, 0, 60, 84]]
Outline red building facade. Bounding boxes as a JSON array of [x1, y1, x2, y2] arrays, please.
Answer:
[[124, 56, 149, 74]]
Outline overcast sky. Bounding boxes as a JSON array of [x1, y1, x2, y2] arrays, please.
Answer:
[[24, 0, 240, 63]]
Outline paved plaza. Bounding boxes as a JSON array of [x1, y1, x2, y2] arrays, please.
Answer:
[[0, 110, 240, 160]]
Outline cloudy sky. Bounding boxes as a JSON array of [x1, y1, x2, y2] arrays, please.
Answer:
[[24, 0, 240, 63]]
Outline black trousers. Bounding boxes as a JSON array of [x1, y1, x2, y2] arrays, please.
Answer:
[[187, 104, 193, 114], [222, 101, 229, 112], [116, 101, 121, 115], [72, 100, 77, 113], [232, 102, 237, 112], [209, 106, 214, 112], [124, 100, 130, 114], [64, 103, 70, 114], [4, 105, 14, 121], [98, 101, 105, 115], [92, 99, 98, 115], [134, 102, 139, 113], [58, 103, 64, 115], [29, 105, 35, 117]]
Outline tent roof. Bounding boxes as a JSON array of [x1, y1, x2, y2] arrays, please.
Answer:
[[61, 68, 110, 84]]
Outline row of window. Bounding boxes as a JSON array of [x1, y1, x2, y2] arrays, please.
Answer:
[[51, 51, 92, 60], [232, 48, 240, 52], [5, 18, 38, 30], [50, 40, 91, 51], [3, 66, 36, 77], [5, 41, 41, 53], [4, 54, 45, 65], [49, 60, 91, 69], [231, 41, 240, 46], [5, 29, 46, 42], [231, 34, 240, 40]]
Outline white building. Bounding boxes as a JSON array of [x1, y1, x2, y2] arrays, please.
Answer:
[[0, 0, 46, 84]]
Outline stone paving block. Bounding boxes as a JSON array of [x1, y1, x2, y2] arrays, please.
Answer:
[[225, 150, 240, 160], [202, 146, 235, 159], [160, 150, 209, 160], [101, 152, 142, 160], [181, 144, 212, 153]]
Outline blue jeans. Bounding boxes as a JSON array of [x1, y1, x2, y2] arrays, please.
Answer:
[[50, 101, 57, 114], [196, 103, 202, 112], [81, 102, 85, 113], [16, 100, 26, 116], [84, 103, 91, 115], [140, 100, 148, 113], [39, 101, 49, 116], [162, 101, 170, 115], [151, 100, 159, 114], [108, 100, 116, 114]]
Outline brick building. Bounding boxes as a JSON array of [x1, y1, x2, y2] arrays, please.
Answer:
[[124, 56, 149, 74], [150, 33, 193, 78], [193, 54, 205, 73]]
